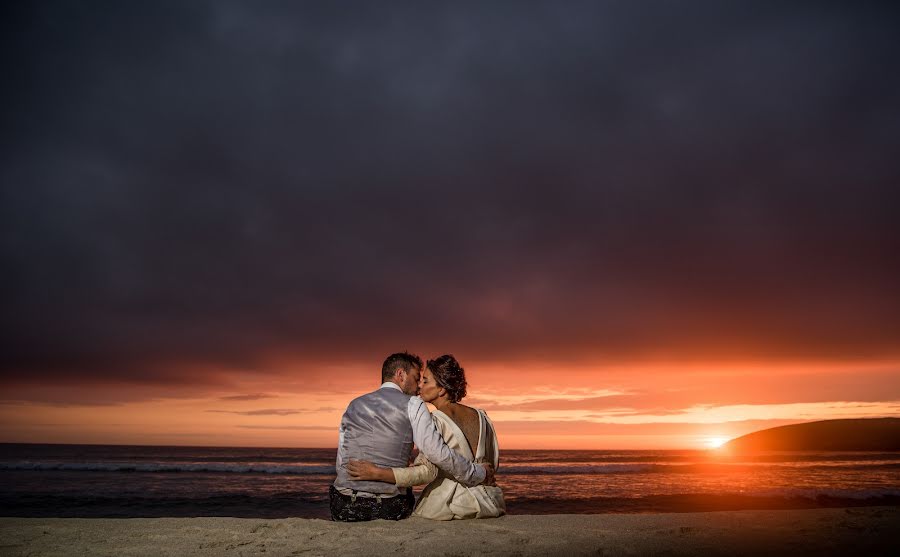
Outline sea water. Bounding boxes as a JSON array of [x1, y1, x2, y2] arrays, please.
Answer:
[[1, 444, 897, 518]]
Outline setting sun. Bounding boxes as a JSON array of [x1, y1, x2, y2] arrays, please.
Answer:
[[705, 436, 731, 449]]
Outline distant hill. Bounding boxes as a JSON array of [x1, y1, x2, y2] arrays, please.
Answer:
[[722, 418, 900, 452]]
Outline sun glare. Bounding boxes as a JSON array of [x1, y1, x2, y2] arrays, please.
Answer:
[[705, 436, 731, 449]]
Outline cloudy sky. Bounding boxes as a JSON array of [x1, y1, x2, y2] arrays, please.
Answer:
[[2, 1, 898, 449]]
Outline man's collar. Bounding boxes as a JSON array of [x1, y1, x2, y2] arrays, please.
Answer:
[[380, 381, 402, 392]]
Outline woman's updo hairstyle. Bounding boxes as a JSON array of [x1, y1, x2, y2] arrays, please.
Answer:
[[427, 354, 467, 403]]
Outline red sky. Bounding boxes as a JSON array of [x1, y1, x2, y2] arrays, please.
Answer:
[[2, 3, 899, 450], [2, 358, 897, 450]]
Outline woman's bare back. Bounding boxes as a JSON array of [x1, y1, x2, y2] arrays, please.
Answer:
[[442, 403, 480, 458]]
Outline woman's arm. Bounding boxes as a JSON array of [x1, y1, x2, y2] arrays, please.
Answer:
[[391, 452, 438, 487]]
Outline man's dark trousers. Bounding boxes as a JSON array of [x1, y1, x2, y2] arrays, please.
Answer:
[[329, 485, 415, 521]]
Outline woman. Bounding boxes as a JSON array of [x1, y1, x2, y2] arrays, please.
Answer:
[[347, 355, 505, 520]]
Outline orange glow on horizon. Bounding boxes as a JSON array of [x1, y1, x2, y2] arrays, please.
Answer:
[[704, 436, 731, 449], [1, 359, 898, 450]]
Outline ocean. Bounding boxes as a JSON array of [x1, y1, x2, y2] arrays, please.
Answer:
[[1, 444, 898, 518]]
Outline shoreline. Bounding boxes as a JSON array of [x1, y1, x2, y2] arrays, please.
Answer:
[[3, 492, 897, 519], [1, 506, 897, 556], [4, 494, 898, 520]]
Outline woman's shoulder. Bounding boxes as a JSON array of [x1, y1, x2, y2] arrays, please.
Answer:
[[430, 409, 454, 430], [432, 407, 476, 432], [464, 405, 494, 425], [455, 403, 483, 419]]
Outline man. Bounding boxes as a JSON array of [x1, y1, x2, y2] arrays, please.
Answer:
[[330, 351, 494, 521]]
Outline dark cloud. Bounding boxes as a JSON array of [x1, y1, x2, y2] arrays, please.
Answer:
[[208, 408, 302, 416], [0, 380, 231, 406], [237, 425, 334, 431], [470, 367, 900, 412], [2, 1, 899, 388], [218, 393, 276, 401], [207, 407, 334, 415], [495, 419, 804, 437]]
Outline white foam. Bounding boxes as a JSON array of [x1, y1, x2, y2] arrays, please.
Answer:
[[0, 461, 334, 475]]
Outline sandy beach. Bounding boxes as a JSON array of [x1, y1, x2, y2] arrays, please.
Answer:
[[0, 507, 895, 556]]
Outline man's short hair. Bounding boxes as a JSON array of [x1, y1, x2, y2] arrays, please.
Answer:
[[381, 352, 423, 383]]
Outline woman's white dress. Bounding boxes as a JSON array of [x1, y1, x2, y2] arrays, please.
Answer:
[[392, 408, 505, 520]]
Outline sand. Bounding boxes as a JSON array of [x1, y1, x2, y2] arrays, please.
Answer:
[[0, 507, 896, 556]]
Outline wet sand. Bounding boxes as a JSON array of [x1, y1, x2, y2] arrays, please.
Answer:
[[0, 507, 896, 556]]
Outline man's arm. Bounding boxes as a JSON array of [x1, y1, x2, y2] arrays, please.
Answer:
[[407, 396, 487, 486]]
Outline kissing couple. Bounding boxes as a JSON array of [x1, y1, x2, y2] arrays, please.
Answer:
[[330, 352, 505, 521]]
